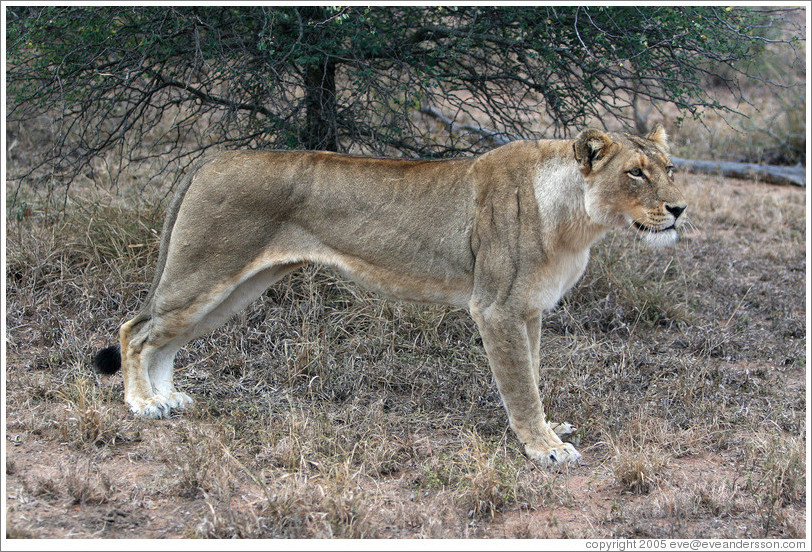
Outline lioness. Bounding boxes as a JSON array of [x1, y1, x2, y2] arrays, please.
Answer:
[[93, 125, 686, 466]]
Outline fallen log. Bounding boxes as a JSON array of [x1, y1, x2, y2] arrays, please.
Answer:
[[671, 156, 806, 187], [418, 105, 806, 187]]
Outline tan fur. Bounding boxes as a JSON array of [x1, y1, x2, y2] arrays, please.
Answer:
[[108, 125, 686, 467]]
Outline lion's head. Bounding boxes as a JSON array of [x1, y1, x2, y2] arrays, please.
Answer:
[[573, 124, 687, 247]]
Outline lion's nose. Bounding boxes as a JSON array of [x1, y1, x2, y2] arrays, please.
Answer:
[[665, 204, 686, 219]]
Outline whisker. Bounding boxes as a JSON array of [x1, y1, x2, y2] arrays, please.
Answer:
[[682, 217, 698, 233]]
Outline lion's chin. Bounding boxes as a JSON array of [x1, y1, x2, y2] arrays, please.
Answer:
[[639, 227, 678, 248]]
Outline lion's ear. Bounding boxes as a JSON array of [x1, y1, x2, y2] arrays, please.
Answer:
[[573, 129, 614, 173], [646, 123, 669, 151]]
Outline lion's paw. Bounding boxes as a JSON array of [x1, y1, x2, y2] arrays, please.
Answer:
[[128, 392, 193, 419], [128, 396, 171, 418], [526, 442, 582, 468], [165, 391, 194, 410], [549, 422, 581, 446]]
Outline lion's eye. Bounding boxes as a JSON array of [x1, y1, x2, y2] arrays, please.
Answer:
[[628, 168, 644, 178], [666, 166, 675, 177]]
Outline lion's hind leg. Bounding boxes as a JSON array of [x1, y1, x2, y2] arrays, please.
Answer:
[[123, 262, 303, 418], [119, 315, 161, 416], [117, 311, 192, 418]]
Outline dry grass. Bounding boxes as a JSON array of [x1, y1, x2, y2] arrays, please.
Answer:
[[6, 163, 806, 538]]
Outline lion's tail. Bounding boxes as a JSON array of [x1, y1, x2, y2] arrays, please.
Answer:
[[92, 344, 122, 375]]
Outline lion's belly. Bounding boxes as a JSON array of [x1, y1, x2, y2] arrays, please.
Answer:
[[251, 220, 475, 308], [329, 254, 474, 308], [535, 249, 590, 312]]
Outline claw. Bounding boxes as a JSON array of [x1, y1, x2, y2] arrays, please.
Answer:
[[549, 422, 581, 446], [128, 392, 193, 418], [526, 442, 582, 468]]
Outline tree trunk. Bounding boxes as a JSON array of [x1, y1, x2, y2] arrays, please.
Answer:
[[303, 58, 338, 151], [300, 7, 338, 152]]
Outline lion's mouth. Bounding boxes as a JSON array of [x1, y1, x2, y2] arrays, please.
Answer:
[[633, 221, 675, 233]]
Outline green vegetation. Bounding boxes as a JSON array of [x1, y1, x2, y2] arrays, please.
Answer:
[[6, 6, 804, 210]]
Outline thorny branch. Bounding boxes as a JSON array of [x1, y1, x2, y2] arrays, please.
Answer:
[[6, 6, 805, 213]]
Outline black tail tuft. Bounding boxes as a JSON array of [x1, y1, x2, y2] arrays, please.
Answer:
[[92, 345, 122, 375]]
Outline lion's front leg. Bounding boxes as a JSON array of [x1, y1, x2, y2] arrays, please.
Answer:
[[472, 307, 581, 467], [527, 314, 541, 389], [526, 314, 580, 446]]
